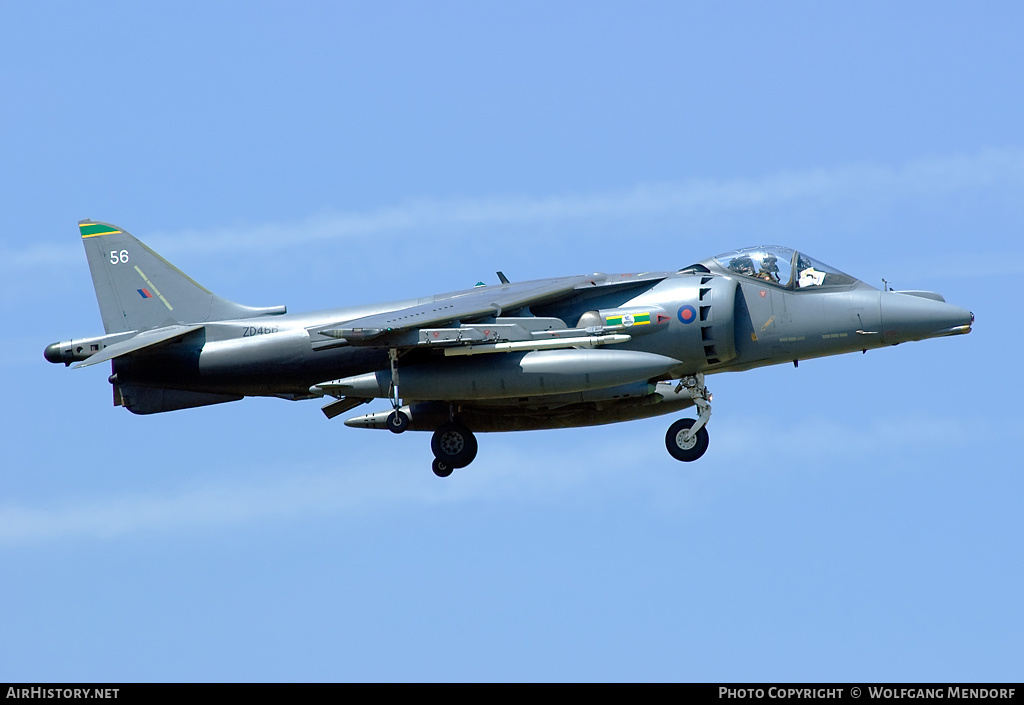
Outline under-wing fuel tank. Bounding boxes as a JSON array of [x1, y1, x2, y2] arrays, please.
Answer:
[[314, 348, 684, 401]]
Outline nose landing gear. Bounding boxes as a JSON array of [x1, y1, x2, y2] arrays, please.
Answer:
[[666, 418, 710, 461], [666, 373, 712, 462]]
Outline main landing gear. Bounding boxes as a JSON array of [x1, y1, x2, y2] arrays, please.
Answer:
[[381, 404, 478, 478], [665, 373, 712, 462], [430, 421, 478, 477], [378, 349, 479, 477], [379, 357, 711, 472]]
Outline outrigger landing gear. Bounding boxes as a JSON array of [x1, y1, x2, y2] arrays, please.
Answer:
[[387, 409, 409, 433], [386, 348, 410, 434], [666, 373, 712, 462], [430, 421, 478, 477]]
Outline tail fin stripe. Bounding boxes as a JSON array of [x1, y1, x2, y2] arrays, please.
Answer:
[[133, 265, 174, 311]]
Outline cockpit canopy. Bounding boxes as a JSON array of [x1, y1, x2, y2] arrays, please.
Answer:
[[705, 246, 859, 290]]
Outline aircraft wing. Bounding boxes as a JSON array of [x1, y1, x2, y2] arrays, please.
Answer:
[[312, 273, 667, 345], [71, 324, 205, 368]]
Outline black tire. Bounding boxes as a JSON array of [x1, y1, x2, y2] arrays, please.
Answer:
[[665, 418, 709, 462], [432, 458, 454, 478], [387, 410, 410, 434], [430, 422, 478, 469]]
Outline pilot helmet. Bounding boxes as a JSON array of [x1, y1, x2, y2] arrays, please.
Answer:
[[761, 253, 779, 273], [729, 255, 756, 275]]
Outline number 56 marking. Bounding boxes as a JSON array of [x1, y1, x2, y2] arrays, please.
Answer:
[[109, 250, 129, 264]]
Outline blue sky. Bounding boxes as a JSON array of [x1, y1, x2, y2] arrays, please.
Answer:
[[2, 1, 1022, 682]]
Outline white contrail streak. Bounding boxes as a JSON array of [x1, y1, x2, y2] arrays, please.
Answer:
[[154, 148, 1024, 254], [8, 148, 1023, 267]]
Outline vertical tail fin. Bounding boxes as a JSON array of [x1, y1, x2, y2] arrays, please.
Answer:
[[79, 220, 286, 333]]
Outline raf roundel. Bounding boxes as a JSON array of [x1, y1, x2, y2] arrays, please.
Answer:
[[677, 304, 697, 324]]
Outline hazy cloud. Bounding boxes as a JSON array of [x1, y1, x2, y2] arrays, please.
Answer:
[[7, 148, 1023, 269], [151, 147, 1024, 255], [1, 411, 1002, 547]]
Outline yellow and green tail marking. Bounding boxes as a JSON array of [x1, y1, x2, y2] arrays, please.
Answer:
[[79, 222, 122, 238]]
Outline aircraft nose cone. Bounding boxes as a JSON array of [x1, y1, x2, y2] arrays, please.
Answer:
[[880, 292, 973, 344]]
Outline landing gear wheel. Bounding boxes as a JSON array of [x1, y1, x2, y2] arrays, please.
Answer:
[[430, 421, 478, 469], [387, 410, 409, 434], [666, 418, 709, 462], [432, 458, 454, 478]]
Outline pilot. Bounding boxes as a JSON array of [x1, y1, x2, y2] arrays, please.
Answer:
[[756, 253, 780, 283], [727, 255, 756, 276]]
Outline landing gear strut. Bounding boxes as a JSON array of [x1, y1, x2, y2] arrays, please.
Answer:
[[666, 373, 712, 462], [386, 348, 410, 433], [430, 421, 478, 477]]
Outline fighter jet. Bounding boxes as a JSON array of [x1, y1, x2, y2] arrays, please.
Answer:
[[46, 220, 973, 477]]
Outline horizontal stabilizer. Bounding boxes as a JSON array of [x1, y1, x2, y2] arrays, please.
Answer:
[[71, 324, 205, 369]]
